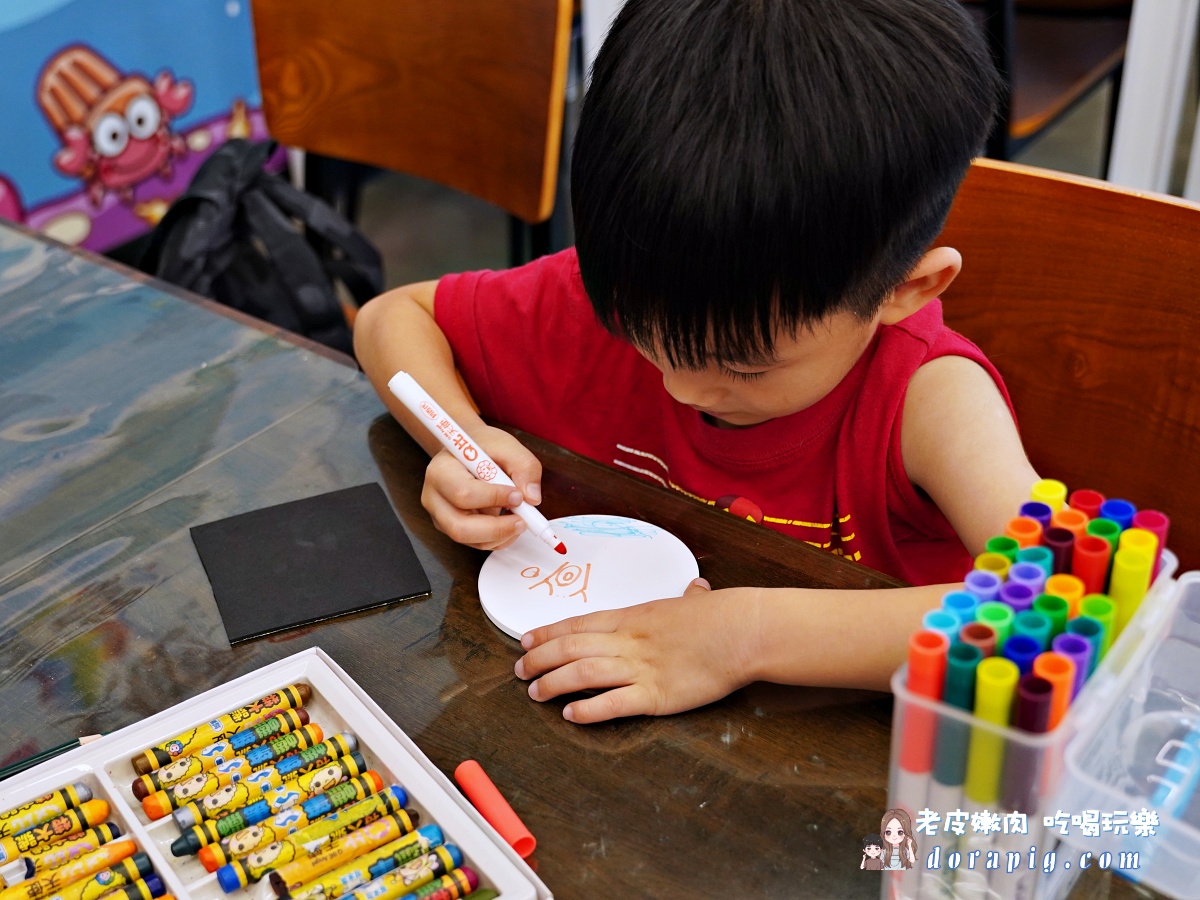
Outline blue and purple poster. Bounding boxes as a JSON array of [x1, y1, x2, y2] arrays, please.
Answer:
[[0, 0, 269, 252]]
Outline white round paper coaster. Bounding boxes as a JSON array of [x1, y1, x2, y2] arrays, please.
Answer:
[[477, 514, 700, 639]]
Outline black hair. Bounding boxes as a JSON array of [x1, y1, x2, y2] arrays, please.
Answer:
[[863, 834, 883, 849], [572, 0, 1000, 368]]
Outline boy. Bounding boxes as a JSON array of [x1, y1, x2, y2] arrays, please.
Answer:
[[355, 0, 1039, 724]]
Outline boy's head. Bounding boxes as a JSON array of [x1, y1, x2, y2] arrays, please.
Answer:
[[863, 835, 883, 858], [572, 0, 999, 379]]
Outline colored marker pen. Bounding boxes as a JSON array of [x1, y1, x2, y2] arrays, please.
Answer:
[[388, 371, 566, 555]]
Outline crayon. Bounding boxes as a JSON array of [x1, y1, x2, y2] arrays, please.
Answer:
[[194, 786, 405, 869], [388, 867, 477, 900], [1032, 593, 1068, 640], [290, 845, 461, 900], [1051, 507, 1089, 541], [31, 854, 152, 900], [173, 735, 357, 830], [1131, 509, 1169, 575], [96, 875, 165, 900], [1030, 478, 1066, 512], [1003, 517, 1042, 550], [22, 824, 123, 878], [131, 684, 311, 775], [1018, 501, 1051, 531], [1006, 561, 1046, 596], [1033, 652, 1075, 729], [975, 602, 1014, 651], [266, 812, 431, 897], [132, 710, 310, 800], [985, 536, 1019, 563], [343, 849, 466, 900], [941, 591, 978, 625], [1044, 573, 1084, 617], [1085, 517, 1121, 556], [1042, 526, 1074, 575], [974, 552, 1010, 580], [1080, 594, 1117, 657], [0, 786, 91, 841], [921, 609, 959, 644], [1110, 546, 1154, 635], [216, 814, 426, 892], [0, 802, 111, 867], [0, 841, 137, 900], [1067, 488, 1104, 520], [1015, 545, 1053, 580], [1066, 616, 1104, 676], [1099, 498, 1136, 531], [143, 724, 327, 819], [1070, 535, 1111, 595], [1011, 610, 1051, 651], [1001, 634, 1041, 676], [1051, 634, 1092, 699], [958, 622, 996, 658], [963, 569, 1001, 604], [997, 582, 1034, 615]]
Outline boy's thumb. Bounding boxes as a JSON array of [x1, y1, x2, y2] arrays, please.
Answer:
[[686, 576, 711, 592]]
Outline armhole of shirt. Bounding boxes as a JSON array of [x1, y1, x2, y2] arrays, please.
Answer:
[[434, 270, 501, 419]]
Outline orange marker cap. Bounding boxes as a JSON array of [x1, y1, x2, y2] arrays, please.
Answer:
[[1044, 573, 1085, 618], [453, 760, 535, 858], [1004, 516, 1043, 549], [1051, 508, 1089, 541], [1032, 652, 1075, 730]]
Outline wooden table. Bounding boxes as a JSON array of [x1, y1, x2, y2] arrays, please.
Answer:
[[0, 222, 1154, 899]]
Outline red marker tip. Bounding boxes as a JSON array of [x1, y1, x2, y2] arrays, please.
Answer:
[[554, 542, 567, 555]]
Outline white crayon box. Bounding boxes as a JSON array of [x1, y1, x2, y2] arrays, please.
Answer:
[[0, 648, 551, 900]]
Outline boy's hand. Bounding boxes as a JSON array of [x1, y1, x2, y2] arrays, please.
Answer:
[[421, 425, 543, 551], [514, 579, 759, 723]]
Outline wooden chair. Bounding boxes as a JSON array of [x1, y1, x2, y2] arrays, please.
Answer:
[[936, 158, 1200, 569], [250, 0, 573, 240], [964, 1, 1130, 165]]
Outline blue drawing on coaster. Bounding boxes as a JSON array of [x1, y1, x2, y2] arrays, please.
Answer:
[[558, 516, 660, 539]]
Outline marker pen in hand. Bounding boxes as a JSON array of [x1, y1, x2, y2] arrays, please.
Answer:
[[388, 371, 567, 554]]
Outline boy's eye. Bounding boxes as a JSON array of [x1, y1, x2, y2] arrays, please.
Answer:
[[720, 366, 768, 383]]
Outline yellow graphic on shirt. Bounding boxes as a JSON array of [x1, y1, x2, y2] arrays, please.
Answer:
[[612, 443, 862, 562]]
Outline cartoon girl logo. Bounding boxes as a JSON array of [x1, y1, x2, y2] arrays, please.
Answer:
[[880, 808, 918, 870], [860, 833, 884, 870]]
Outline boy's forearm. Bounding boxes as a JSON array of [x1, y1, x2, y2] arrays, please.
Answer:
[[354, 286, 485, 458], [742, 582, 953, 691]]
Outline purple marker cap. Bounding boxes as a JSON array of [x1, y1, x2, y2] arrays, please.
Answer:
[[998, 581, 1035, 614], [1052, 633, 1092, 699], [1019, 501, 1053, 531], [1007, 561, 1046, 595], [1013, 674, 1054, 733], [1100, 499, 1137, 531], [964, 569, 1002, 604], [1043, 526, 1075, 575]]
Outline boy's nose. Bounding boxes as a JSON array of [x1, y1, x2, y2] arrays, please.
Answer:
[[660, 369, 723, 410]]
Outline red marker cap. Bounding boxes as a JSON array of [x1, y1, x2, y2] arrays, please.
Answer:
[[453, 760, 535, 858]]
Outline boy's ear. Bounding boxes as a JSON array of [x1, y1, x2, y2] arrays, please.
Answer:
[[878, 246, 962, 325]]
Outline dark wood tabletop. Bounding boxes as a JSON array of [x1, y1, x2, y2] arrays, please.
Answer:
[[0, 221, 1154, 899]]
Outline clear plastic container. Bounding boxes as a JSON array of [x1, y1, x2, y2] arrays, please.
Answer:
[[0, 648, 551, 900], [883, 551, 1179, 900]]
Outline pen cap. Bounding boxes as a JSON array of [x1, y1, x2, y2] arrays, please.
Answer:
[[453, 760, 535, 858], [1004, 516, 1043, 550], [941, 590, 978, 624], [1131, 509, 1169, 574], [1044, 573, 1085, 617], [997, 582, 1034, 615], [963, 569, 1001, 603], [958, 622, 996, 658], [1051, 507, 1089, 540], [1099, 498, 1136, 530], [1015, 545, 1054, 579], [944, 643, 983, 710], [973, 656, 1019, 725], [1012, 674, 1053, 733], [906, 631, 948, 697], [1030, 478, 1067, 512], [1042, 527, 1075, 576], [1018, 501, 1052, 530], [1067, 488, 1104, 520], [1007, 562, 1046, 596], [1070, 535, 1111, 596]]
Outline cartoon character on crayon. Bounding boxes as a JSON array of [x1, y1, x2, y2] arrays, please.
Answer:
[[156, 755, 203, 787], [880, 809, 917, 870], [304, 764, 345, 795], [227, 825, 268, 857], [245, 841, 297, 873], [202, 782, 252, 815], [860, 834, 884, 870], [36, 45, 193, 205], [172, 772, 218, 802]]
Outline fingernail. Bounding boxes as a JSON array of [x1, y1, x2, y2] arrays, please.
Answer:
[[512, 519, 526, 533], [527, 483, 542, 504], [507, 491, 523, 507], [514, 658, 526, 679], [691, 577, 712, 590], [520, 633, 534, 650], [563, 705, 575, 721], [527, 680, 540, 700]]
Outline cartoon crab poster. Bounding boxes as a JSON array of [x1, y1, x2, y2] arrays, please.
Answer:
[[0, 0, 269, 252]]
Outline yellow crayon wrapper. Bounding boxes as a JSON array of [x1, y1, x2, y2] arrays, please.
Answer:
[[963, 657, 1019, 805], [39, 855, 151, 900], [0, 801, 111, 866], [342, 848, 461, 900], [25, 824, 123, 875], [289, 844, 457, 900], [94, 879, 161, 900], [131, 684, 311, 775], [269, 811, 419, 896], [0, 841, 137, 900], [0, 785, 91, 841]]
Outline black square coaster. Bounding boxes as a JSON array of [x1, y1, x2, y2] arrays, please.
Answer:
[[191, 483, 431, 643]]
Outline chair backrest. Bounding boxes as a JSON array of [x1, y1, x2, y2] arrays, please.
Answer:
[[250, 0, 573, 223], [937, 158, 1200, 569]]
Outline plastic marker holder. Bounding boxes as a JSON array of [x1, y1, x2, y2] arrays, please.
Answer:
[[388, 371, 566, 555], [453, 760, 536, 859]]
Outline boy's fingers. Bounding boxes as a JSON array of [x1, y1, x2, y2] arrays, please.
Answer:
[[515, 629, 620, 679], [427, 452, 523, 511], [563, 685, 654, 724], [526, 656, 634, 702], [423, 488, 526, 547], [519, 609, 621, 651], [485, 431, 544, 505]]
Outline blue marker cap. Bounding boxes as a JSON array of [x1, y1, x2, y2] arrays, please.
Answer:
[[1002, 634, 1041, 676], [1099, 498, 1136, 530], [942, 591, 978, 624], [922, 609, 960, 644]]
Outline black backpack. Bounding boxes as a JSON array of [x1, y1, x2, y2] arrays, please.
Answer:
[[140, 140, 382, 356]]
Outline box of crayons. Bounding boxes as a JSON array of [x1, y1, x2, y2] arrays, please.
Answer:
[[0, 648, 551, 900], [884, 480, 1182, 900]]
